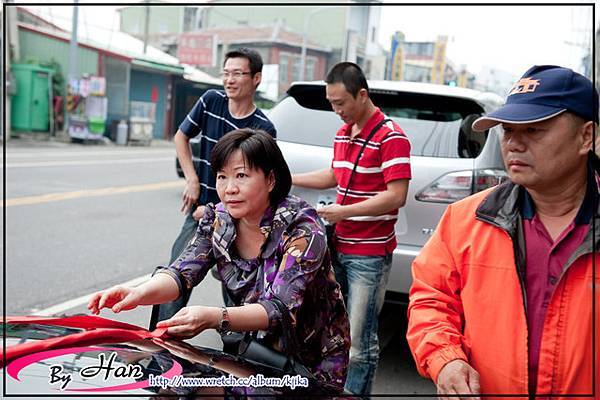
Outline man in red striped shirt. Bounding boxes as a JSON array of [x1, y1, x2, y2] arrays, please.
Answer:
[[292, 62, 411, 395]]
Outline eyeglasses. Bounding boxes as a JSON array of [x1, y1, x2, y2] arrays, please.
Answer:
[[220, 71, 252, 79]]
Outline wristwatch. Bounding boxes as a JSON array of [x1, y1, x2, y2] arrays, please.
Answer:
[[217, 307, 230, 334]]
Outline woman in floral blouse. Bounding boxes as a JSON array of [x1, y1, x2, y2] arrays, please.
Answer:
[[88, 129, 350, 392]]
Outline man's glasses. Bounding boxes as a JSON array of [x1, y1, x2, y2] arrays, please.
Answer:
[[220, 71, 252, 79]]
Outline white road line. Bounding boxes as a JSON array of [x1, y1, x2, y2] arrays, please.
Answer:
[[2, 157, 173, 168], [5, 149, 174, 158], [32, 274, 152, 316]]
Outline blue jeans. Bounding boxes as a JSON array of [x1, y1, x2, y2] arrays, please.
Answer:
[[333, 252, 392, 396]]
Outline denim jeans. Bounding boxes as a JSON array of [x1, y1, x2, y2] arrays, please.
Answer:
[[333, 252, 392, 396]]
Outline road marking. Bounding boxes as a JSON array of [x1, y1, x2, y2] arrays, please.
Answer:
[[5, 149, 174, 158], [1, 156, 173, 168], [2, 180, 184, 207], [32, 274, 152, 316]]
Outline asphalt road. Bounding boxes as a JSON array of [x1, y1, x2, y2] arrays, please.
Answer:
[[2, 137, 435, 396], [3, 142, 182, 314]]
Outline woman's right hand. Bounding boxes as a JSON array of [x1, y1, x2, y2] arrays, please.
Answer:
[[192, 205, 206, 221], [87, 285, 142, 315]]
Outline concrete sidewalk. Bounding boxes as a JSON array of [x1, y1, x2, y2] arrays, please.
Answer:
[[4, 131, 174, 149]]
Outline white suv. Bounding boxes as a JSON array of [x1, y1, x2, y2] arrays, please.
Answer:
[[270, 80, 507, 303]]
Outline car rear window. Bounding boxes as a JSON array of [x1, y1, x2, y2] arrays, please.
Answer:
[[270, 84, 489, 158]]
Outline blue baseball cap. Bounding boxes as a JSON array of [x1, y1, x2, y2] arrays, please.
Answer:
[[472, 65, 599, 132]]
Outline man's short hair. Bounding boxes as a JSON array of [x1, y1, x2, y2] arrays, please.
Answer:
[[211, 129, 291, 207], [325, 62, 369, 98], [224, 48, 263, 76]]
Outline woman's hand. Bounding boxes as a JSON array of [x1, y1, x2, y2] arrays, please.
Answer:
[[192, 205, 206, 221], [87, 285, 142, 315], [156, 306, 220, 339]]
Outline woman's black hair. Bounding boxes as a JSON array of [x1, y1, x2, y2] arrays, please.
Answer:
[[210, 129, 292, 207]]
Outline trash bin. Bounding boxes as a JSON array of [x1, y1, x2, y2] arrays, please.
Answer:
[[116, 120, 128, 145]]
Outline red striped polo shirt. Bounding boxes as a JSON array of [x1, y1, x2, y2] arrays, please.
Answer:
[[332, 108, 411, 256]]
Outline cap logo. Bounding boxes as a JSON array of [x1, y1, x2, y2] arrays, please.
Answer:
[[508, 77, 541, 95]]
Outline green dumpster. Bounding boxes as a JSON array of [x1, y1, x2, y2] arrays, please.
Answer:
[[11, 63, 53, 132]]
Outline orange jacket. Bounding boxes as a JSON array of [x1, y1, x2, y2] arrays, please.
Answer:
[[407, 176, 599, 398]]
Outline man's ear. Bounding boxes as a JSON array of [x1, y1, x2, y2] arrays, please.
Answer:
[[579, 121, 595, 155], [358, 88, 369, 103], [253, 72, 262, 89]]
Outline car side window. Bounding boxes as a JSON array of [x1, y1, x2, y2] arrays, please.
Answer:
[[458, 114, 487, 158]]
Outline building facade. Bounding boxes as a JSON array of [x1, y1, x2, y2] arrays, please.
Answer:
[[387, 31, 475, 89], [118, 1, 386, 80], [181, 24, 331, 98], [11, 7, 221, 140], [202, 0, 383, 76], [118, 5, 205, 57]]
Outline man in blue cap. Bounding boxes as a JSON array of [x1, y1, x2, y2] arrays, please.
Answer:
[[407, 65, 599, 397]]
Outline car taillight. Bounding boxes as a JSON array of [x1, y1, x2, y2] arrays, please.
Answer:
[[415, 169, 508, 203]]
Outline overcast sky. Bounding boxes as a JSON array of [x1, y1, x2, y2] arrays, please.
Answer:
[[378, 2, 595, 75], [19, 1, 595, 78]]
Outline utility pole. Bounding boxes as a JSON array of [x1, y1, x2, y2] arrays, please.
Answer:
[[65, 0, 79, 139], [143, 0, 150, 54], [67, 1, 79, 82], [300, 6, 333, 81], [5, 4, 20, 141], [7, 4, 19, 63]]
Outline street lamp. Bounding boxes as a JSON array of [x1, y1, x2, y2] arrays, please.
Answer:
[[299, 6, 334, 81]]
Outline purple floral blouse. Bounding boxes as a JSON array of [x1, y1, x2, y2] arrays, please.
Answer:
[[158, 195, 350, 387]]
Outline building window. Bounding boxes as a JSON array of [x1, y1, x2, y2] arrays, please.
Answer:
[[306, 58, 316, 81], [292, 56, 301, 82], [404, 42, 434, 57], [183, 7, 197, 32], [279, 55, 289, 84], [404, 64, 430, 83]]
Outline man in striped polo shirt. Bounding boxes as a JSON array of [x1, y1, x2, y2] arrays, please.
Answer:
[[292, 62, 411, 395], [152, 48, 276, 327]]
